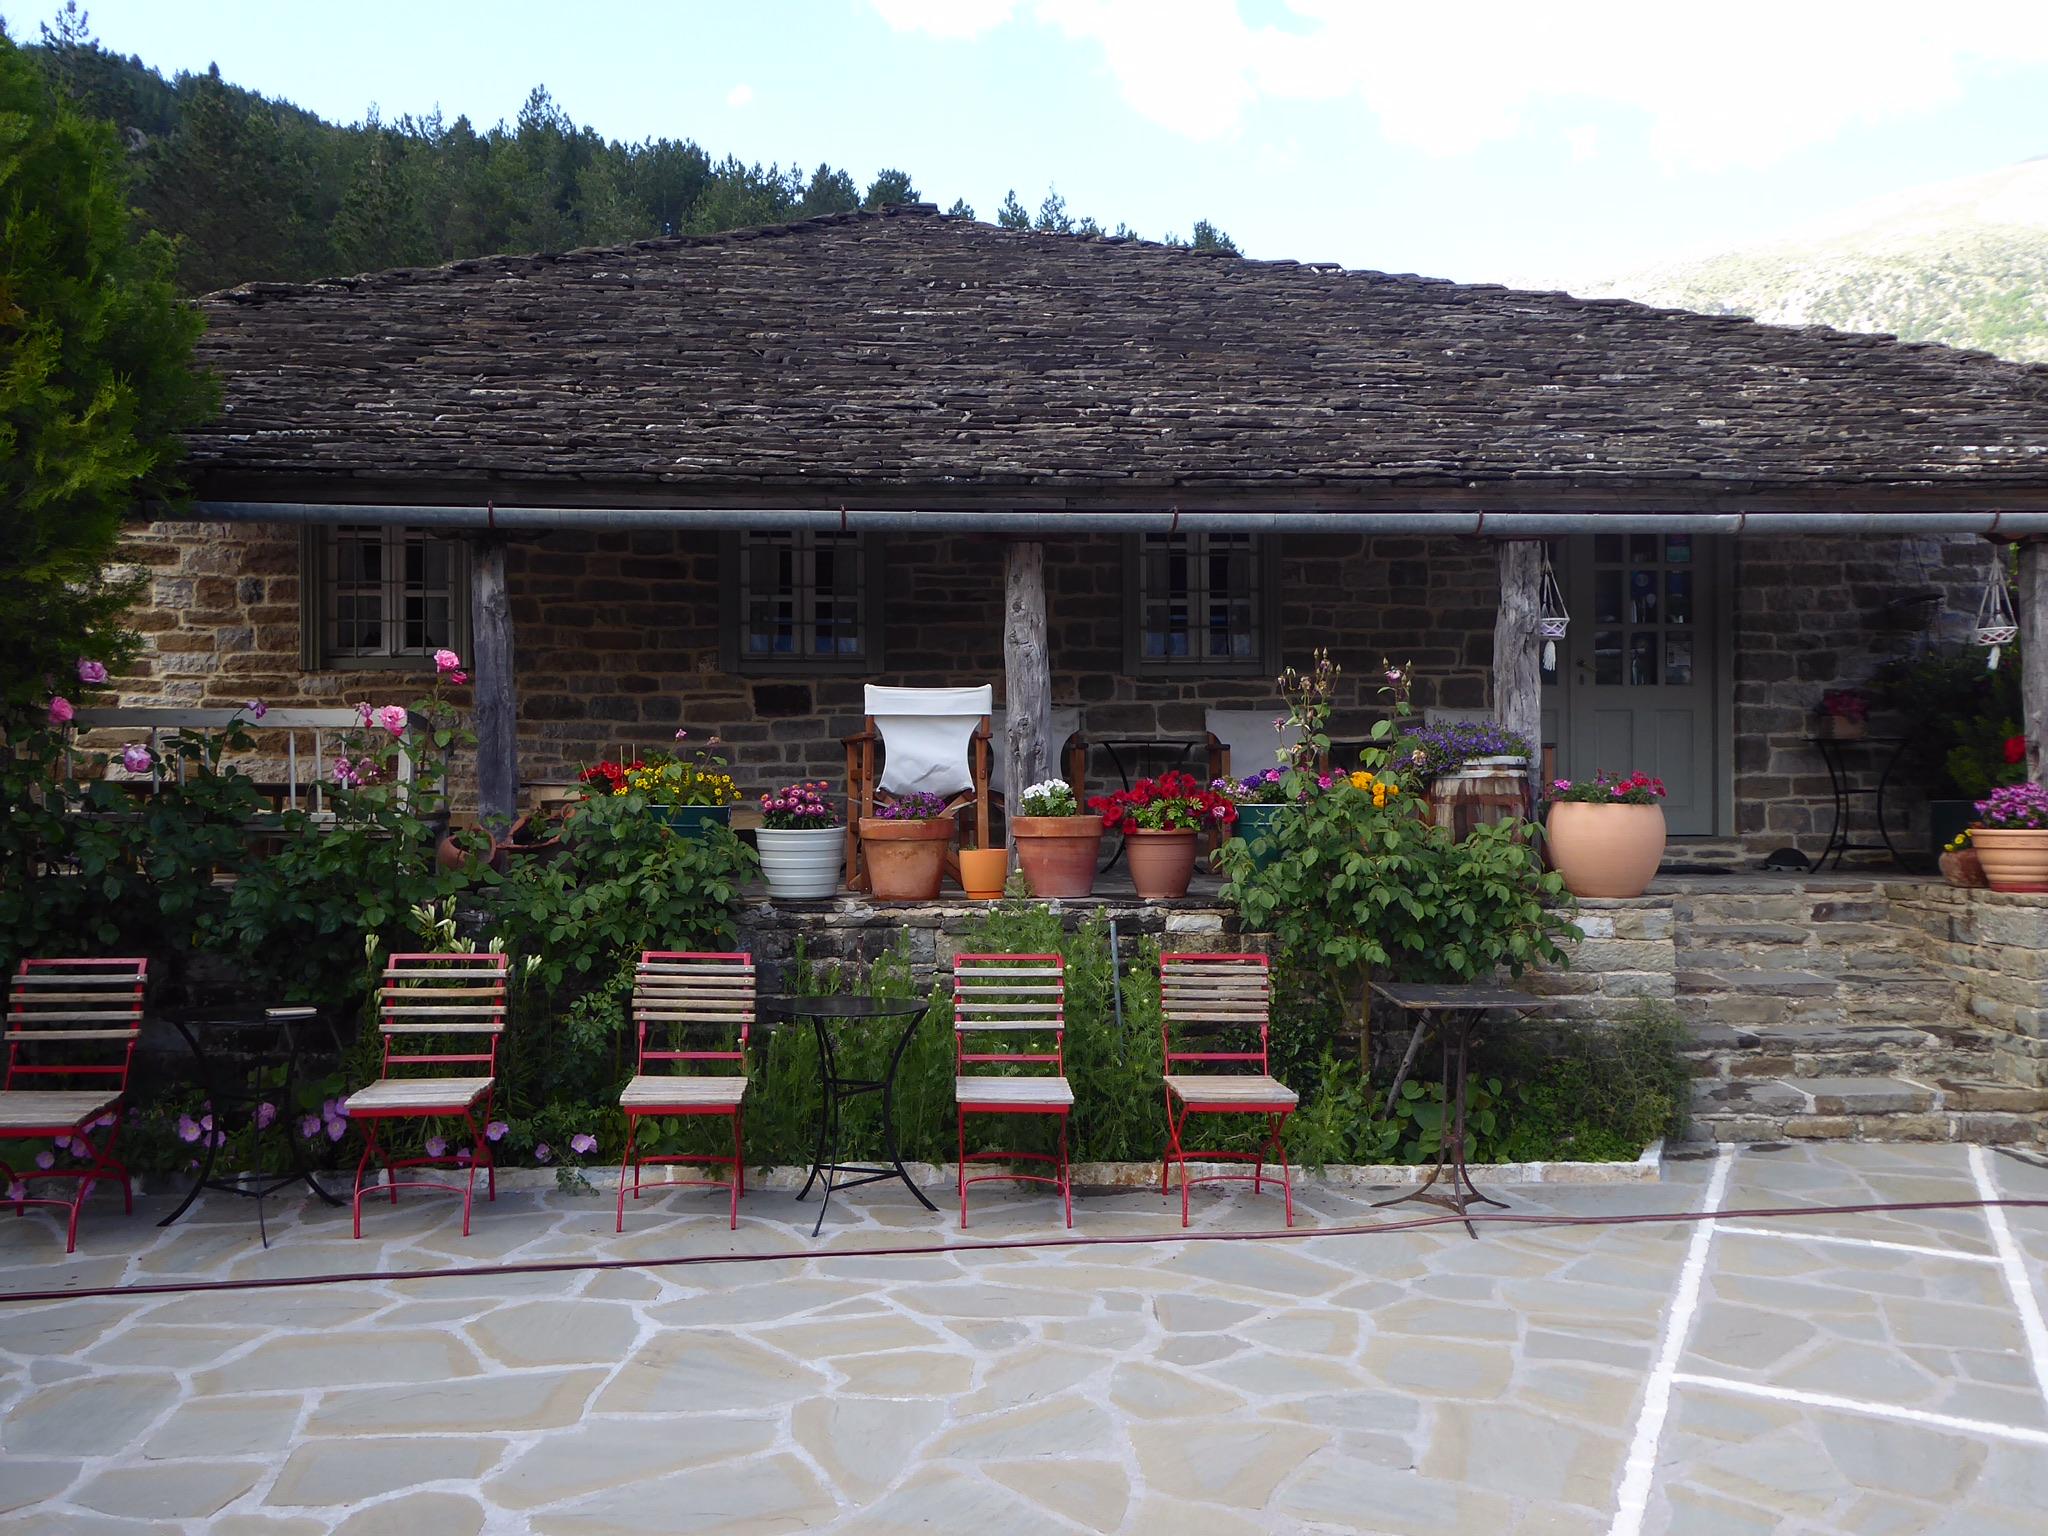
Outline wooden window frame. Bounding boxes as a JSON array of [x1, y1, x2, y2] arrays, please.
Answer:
[[299, 526, 471, 671], [1123, 530, 1278, 678], [719, 530, 884, 675]]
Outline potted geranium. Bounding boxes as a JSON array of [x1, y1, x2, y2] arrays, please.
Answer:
[[860, 790, 955, 900], [583, 729, 741, 837], [1817, 689, 1870, 741], [1970, 782, 2048, 892], [1088, 770, 1237, 899], [1542, 771, 1668, 898], [756, 780, 843, 899], [1012, 777, 1101, 898]]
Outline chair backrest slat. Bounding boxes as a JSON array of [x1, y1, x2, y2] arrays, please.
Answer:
[[376, 953, 509, 1080], [1161, 953, 1271, 1073], [6, 958, 147, 1093], [634, 951, 752, 1075], [954, 953, 1065, 1072]]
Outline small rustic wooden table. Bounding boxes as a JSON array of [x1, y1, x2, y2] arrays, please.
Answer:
[[1368, 982, 1552, 1237]]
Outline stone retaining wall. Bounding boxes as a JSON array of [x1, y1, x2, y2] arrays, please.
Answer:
[[1886, 883, 2048, 1089], [1519, 896, 1676, 1022]]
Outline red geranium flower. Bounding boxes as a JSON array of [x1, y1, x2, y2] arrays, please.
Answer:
[[2005, 735, 2028, 765]]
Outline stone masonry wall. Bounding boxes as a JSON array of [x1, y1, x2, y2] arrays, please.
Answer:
[[112, 522, 1984, 860], [1887, 883, 2048, 1090]]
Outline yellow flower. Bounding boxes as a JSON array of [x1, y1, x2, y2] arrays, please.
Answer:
[[1349, 770, 1375, 790]]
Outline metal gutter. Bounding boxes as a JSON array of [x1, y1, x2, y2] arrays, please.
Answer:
[[174, 501, 2048, 536]]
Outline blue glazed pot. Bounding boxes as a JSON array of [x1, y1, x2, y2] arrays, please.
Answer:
[[651, 804, 733, 838], [1233, 801, 1290, 870]]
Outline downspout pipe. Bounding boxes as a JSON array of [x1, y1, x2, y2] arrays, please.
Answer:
[[172, 501, 2048, 537]]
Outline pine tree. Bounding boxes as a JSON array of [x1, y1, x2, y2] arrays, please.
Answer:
[[996, 189, 1031, 229], [863, 168, 918, 208], [0, 27, 215, 718]]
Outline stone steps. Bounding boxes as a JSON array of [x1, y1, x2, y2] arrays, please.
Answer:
[[1687, 1072, 2044, 1146]]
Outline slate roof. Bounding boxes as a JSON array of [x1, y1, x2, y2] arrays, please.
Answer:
[[188, 204, 2048, 513]]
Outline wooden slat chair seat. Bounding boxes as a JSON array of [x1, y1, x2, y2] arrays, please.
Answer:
[[616, 951, 754, 1231], [1160, 953, 1297, 1227], [341, 952, 509, 1238], [954, 953, 1073, 1229], [2, 957, 147, 1252]]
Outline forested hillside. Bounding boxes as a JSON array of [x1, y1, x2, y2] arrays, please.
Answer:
[[21, 5, 1236, 296]]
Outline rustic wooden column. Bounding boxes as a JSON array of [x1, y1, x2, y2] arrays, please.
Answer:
[[1003, 540, 1053, 836], [1492, 540, 1543, 777], [2020, 540, 2048, 783], [470, 536, 519, 831]]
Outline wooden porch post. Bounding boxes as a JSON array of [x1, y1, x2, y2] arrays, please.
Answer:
[[1003, 540, 1052, 839], [2020, 540, 2048, 783], [471, 536, 519, 832], [1492, 540, 1543, 778]]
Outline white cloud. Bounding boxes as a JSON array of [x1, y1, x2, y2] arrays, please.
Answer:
[[870, 0, 2048, 171], [726, 83, 755, 108], [1564, 124, 1599, 164]]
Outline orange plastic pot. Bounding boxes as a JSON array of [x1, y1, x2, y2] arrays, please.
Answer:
[[959, 847, 1009, 900], [859, 815, 954, 900], [1123, 827, 1199, 900], [1013, 815, 1104, 898], [1544, 802, 1666, 899]]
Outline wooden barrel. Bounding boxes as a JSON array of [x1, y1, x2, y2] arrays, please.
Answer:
[[1428, 756, 1533, 841]]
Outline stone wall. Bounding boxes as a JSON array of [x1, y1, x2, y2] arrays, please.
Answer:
[[111, 521, 1984, 860], [1887, 883, 2048, 1090], [1519, 897, 1676, 1022]]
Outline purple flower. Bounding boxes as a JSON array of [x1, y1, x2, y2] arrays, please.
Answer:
[[94, 1113, 115, 1129], [77, 658, 108, 685], [246, 699, 268, 720], [425, 1136, 447, 1159], [324, 1117, 346, 1143], [455, 1147, 472, 1163], [299, 1114, 322, 1139], [356, 701, 375, 727], [52, 1135, 70, 1152], [255, 1102, 276, 1130], [34, 1150, 54, 1169], [533, 1142, 552, 1164], [176, 1115, 201, 1144], [569, 1133, 597, 1155], [5, 1180, 25, 1203], [486, 1120, 508, 1142], [120, 742, 154, 774]]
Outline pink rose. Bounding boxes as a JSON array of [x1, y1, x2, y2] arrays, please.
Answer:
[[47, 695, 74, 726], [433, 648, 461, 673], [356, 701, 374, 727], [120, 744, 153, 774], [77, 658, 108, 685], [449, 671, 468, 685], [377, 705, 408, 735]]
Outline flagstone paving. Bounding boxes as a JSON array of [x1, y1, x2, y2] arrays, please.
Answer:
[[0, 1144, 2042, 1533]]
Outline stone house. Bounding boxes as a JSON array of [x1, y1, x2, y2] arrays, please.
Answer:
[[106, 203, 2048, 1141]]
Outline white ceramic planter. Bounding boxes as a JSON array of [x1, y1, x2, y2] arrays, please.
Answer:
[[756, 825, 844, 899]]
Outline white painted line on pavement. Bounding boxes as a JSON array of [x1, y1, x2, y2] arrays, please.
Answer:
[[1673, 1371, 2048, 1448], [1606, 1144, 1734, 1536], [1967, 1143, 2048, 1408], [1714, 1224, 2000, 1266]]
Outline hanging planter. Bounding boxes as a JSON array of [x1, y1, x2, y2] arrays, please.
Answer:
[[1975, 552, 2018, 671], [1538, 554, 1570, 673]]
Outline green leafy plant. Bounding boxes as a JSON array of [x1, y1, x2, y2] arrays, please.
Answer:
[[1879, 643, 2024, 799]]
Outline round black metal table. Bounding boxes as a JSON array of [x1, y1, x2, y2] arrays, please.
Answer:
[[158, 1003, 344, 1243], [765, 994, 937, 1236], [1808, 734, 1908, 871]]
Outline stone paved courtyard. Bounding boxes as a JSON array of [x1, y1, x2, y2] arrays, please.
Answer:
[[2, 1143, 2046, 1534]]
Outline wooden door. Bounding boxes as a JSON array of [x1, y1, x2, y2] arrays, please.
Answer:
[[1552, 533, 1719, 836]]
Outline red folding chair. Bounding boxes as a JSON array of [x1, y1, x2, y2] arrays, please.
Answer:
[[1159, 952, 1297, 1227], [954, 952, 1073, 1229], [617, 951, 753, 1231], [2, 958, 147, 1252], [342, 951, 508, 1238]]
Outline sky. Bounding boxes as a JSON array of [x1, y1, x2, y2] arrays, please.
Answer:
[[8, 0, 2048, 287]]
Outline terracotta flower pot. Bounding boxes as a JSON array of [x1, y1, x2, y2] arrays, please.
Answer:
[[1938, 847, 1988, 889], [1970, 827, 2048, 893], [958, 847, 1009, 900], [1815, 715, 1866, 741], [1544, 801, 1666, 899], [859, 815, 954, 900], [1123, 827, 1200, 900], [1013, 815, 1104, 898]]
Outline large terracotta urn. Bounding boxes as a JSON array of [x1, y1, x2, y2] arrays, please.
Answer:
[[1971, 828, 2048, 893], [1544, 802, 1666, 899], [1123, 828, 1200, 900], [859, 816, 954, 900], [1013, 815, 1104, 898]]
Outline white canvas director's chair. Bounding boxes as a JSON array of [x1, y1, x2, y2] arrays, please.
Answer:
[[843, 685, 994, 891]]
